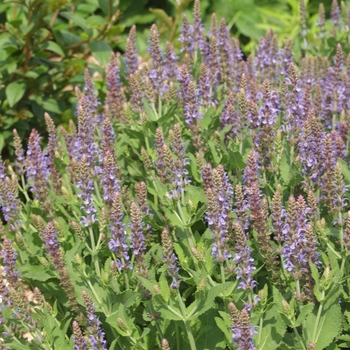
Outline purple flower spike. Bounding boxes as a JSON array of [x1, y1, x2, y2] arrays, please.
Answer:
[[74, 88, 100, 169], [1, 239, 19, 285], [76, 154, 97, 227], [230, 306, 257, 350], [102, 150, 120, 206], [162, 228, 180, 288], [179, 14, 194, 54], [26, 129, 50, 204], [233, 223, 256, 291], [331, 0, 340, 26], [282, 196, 308, 274], [125, 25, 138, 76], [106, 53, 125, 122], [148, 24, 168, 95], [130, 202, 146, 257], [82, 290, 107, 350], [84, 68, 100, 124], [205, 165, 233, 262], [0, 157, 21, 230], [192, 0, 207, 55], [108, 192, 130, 271], [13, 129, 25, 175]]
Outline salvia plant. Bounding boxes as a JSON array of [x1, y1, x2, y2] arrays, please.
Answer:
[[2, 0, 350, 349]]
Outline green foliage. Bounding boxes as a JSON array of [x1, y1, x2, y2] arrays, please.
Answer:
[[2, 0, 350, 349]]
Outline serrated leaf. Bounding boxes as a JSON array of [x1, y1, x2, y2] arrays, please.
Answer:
[[294, 303, 314, 327], [189, 204, 207, 226], [279, 153, 290, 185], [6, 81, 26, 107], [228, 150, 246, 170], [54, 156, 68, 172], [136, 275, 158, 296], [255, 305, 286, 349], [185, 185, 206, 208], [196, 309, 227, 349], [154, 298, 183, 321], [43, 309, 71, 349], [157, 102, 178, 124], [173, 242, 185, 262], [142, 97, 158, 121], [188, 283, 235, 320], [305, 286, 342, 350], [215, 315, 232, 344], [200, 106, 215, 129], [164, 208, 185, 227], [159, 271, 170, 302], [19, 265, 56, 282], [106, 303, 138, 336], [208, 140, 221, 164], [188, 152, 202, 183], [338, 158, 350, 185]]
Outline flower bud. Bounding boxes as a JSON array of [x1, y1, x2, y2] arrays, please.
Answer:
[[281, 299, 290, 315], [117, 317, 127, 331]]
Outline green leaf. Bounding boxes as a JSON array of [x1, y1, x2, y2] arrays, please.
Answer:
[[151, 178, 169, 200], [19, 265, 56, 282], [188, 283, 235, 320], [60, 12, 89, 32], [19, 22, 34, 35], [228, 150, 246, 170], [253, 305, 286, 349], [185, 185, 206, 207], [54, 156, 69, 173], [208, 140, 221, 164], [106, 303, 138, 337], [6, 81, 26, 107], [338, 158, 350, 185], [305, 286, 342, 350], [98, 0, 120, 16], [200, 106, 215, 129], [89, 40, 113, 66], [142, 98, 158, 121], [159, 271, 170, 302], [173, 242, 186, 262], [149, 8, 173, 29], [188, 153, 202, 183], [188, 204, 207, 226], [294, 303, 314, 327], [135, 275, 158, 296], [43, 98, 63, 114], [43, 309, 71, 349], [215, 312, 233, 345], [157, 102, 178, 124], [279, 153, 290, 185], [196, 309, 227, 349], [86, 15, 109, 27], [41, 41, 65, 57], [154, 297, 184, 321], [0, 134, 4, 152], [1, 338, 31, 350]]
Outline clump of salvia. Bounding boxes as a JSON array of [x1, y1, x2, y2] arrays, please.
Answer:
[[1, 0, 350, 349]]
